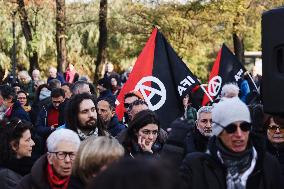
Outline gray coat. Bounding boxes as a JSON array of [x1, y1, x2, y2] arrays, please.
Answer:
[[0, 168, 22, 189]]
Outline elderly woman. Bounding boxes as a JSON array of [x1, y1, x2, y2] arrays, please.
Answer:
[[17, 129, 80, 189], [68, 136, 124, 188], [0, 119, 35, 189], [265, 114, 284, 176], [117, 110, 165, 158]]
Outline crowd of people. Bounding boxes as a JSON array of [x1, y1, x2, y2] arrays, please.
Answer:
[[0, 62, 283, 189]]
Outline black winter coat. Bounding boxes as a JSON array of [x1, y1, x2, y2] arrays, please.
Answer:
[[0, 157, 33, 189], [107, 115, 126, 137], [180, 134, 284, 189], [185, 128, 209, 154], [0, 168, 22, 189], [266, 139, 284, 177], [16, 155, 51, 189]]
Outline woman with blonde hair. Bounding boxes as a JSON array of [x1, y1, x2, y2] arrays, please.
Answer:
[[68, 136, 124, 188]]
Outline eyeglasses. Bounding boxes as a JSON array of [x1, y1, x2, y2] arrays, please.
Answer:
[[268, 125, 284, 133], [17, 97, 27, 100], [214, 122, 251, 134], [49, 151, 76, 160], [141, 129, 159, 136], [128, 99, 148, 111]]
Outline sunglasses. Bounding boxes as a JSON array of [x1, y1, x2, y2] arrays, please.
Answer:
[[268, 125, 284, 133], [215, 122, 251, 134], [125, 99, 148, 110]]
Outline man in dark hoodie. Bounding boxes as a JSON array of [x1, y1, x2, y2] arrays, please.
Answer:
[[97, 97, 126, 137]]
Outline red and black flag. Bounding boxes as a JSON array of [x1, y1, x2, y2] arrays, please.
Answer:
[[116, 28, 200, 129], [202, 44, 252, 106]]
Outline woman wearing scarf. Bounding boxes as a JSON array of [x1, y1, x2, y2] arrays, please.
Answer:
[[180, 97, 284, 189]]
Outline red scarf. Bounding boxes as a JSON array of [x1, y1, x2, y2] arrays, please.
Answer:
[[47, 163, 70, 189]]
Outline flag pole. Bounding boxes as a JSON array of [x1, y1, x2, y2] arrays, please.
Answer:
[[245, 71, 260, 94], [200, 84, 214, 103]]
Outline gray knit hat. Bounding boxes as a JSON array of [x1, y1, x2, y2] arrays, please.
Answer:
[[212, 97, 251, 136]]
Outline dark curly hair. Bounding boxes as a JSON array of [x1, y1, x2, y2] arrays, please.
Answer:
[[65, 93, 106, 136], [0, 118, 32, 163], [121, 110, 160, 149]]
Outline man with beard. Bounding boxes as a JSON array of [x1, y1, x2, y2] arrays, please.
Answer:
[[265, 115, 284, 176], [64, 93, 108, 140], [185, 106, 212, 153], [97, 97, 126, 137]]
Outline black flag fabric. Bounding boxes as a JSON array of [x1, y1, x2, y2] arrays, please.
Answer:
[[116, 28, 200, 129], [202, 44, 254, 106]]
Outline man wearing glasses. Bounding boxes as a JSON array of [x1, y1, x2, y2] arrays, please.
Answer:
[[17, 129, 80, 188], [180, 97, 283, 189], [123, 91, 144, 124], [265, 115, 284, 177]]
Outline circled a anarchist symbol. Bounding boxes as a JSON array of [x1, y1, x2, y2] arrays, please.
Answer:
[[208, 76, 222, 97], [134, 76, 166, 111]]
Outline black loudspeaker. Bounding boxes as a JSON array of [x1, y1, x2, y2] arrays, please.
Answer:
[[262, 7, 284, 114]]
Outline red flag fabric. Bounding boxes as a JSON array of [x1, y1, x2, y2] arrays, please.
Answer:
[[116, 28, 200, 128], [202, 44, 249, 106], [115, 28, 157, 121]]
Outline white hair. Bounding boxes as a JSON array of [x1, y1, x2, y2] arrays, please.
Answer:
[[32, 69, 40, 75], [197, 106, 212, 120], [46, 129, 80, 152], [220, 83, 239, 98], [49, 66, 57, 72], [18, 70, 31, 81]]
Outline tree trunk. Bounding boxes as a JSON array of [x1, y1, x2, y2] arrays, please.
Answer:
[[233, 33, 245, 65], [56, 0, 67, 74], [94, 0, 108, 82], [17, 0, 39, 73]]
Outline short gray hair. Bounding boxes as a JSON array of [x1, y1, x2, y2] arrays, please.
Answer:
[[46, 129, 80, 152], [71, 80, 89, 94], [197, 106, 212, 120], [220, 83, 239, 98]]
